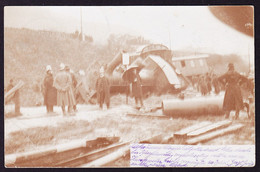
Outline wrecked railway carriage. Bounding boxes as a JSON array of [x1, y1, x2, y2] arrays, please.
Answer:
[[105, 44, 194, 96]]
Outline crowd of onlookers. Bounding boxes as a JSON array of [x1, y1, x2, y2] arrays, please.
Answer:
[[190, 73, 224, 96], [41, 63, 107, 116], [190, 63, 254, 119], [5, 62, 254, 120]]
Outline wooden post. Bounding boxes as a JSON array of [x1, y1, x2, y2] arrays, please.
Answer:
[[14, 90, 21, 115], [4, 80, 24, 116], [126, 84, 130, 105]]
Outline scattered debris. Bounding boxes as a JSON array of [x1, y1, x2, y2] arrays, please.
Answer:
[[173, 120, 244, 145], [187, 120, 232, 137], [186, 123, 244, 145], [174, 121, 212, 138]]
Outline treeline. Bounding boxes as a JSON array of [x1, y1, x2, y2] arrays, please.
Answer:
[[71, 30, 94, 43], [106, 34, 151, 56], [207, 54, 249, 75]]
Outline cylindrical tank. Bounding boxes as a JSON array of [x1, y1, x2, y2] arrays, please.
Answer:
[[106, 52, 122, 75], [162, 95, 224, 116]]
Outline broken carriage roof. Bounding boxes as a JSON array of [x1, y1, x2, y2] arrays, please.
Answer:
[[141, 44, 170, 55], [171, 54, 209, 61], [122, 54, 181, 87], [128, 44, 170, 56]]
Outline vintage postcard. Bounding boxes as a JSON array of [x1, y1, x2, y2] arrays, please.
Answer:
[[4, 6, 254, 167]]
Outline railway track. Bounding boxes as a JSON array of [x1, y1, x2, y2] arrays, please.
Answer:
[[54, 142, 130, 167], [6, 132, 172, 167]]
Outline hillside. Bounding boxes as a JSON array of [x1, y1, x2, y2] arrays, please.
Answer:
[[4, 28, 152, 106], [4, 28, 115, 106], [4, 28, 250, 106]]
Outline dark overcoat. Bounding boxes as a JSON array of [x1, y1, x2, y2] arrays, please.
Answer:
[[199, 77, 207, 96], [212, 77, 220, 94], [218, 70, 248, 111], [43, 73, 57, 106], [96, 76, 110, 105], [132, 73, 143, 98]]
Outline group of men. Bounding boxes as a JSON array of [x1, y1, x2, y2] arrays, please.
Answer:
[[191, 73, 223, 96], [42, 63, 113, 116], [95, 65, 144, 109], [42, 61, 252, 120], [193, 63, 252, 120], [42, 63, 78, 115]]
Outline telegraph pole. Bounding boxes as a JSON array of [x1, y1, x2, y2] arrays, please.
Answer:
[[80, 7, 84, 41], [248, 43, 250, 75]]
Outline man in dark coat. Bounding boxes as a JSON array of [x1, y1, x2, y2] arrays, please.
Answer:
[[205, 73, 212, 95], [42, 65, 57, 113], [68, 68, 78, 112], [218, 63, 248, 119], [199, 76, 207, 96], [5, 79, 22, 116], [7, 79, 14, 92], [96, 66, 110, 109], [212, 74, 220, 95], [132, 68, 143, 107]]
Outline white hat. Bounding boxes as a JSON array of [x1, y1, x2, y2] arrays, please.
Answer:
[[79, 70, 85, 76], [60, 63, 65, 70], [100, 66, 105, 73], [46, 65, 52, 71]]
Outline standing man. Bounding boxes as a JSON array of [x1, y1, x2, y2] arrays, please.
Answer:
[[205, 73, 212, 95], [69, 68, 78, 112], [132, 68, 143, 107], [42, 65, 57, 113], [212, 74, 220, 95], [5, 79, 22, 116], [218, 63, 248, 119], [96, 66, 110, 109], [53, 63, 76, 116], [199, 76, 207, 96], [6, 79, 14, 92]]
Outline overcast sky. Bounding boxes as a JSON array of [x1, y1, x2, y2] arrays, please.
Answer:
[[4, 6, 254, 62]]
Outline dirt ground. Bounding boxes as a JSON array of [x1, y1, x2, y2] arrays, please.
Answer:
[[4, 94, 255, 156]]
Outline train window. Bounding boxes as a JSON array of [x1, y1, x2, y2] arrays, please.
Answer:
[[190, 60, 195, 67], [199, 59, 204, 66], [181, 60, 186, 68]]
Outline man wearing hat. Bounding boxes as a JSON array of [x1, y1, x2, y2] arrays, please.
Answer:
[[131, 68, 144, 107], [218, 63, 248, 119], [42, 65, 57, 113], [54, 63, 76, 115], [67, 67, 78, 112], [96, 66, 110, 109]]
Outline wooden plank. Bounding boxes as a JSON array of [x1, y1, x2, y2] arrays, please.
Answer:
[[4, 80, 24, 103], [186, 123, 244, 145], [80, 145, 129, 167], [126, 113, 170, 119], [174, 121, 212, 137], [187, 120, 232, 137]]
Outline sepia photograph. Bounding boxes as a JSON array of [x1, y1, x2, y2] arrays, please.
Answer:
[[4, 6, 255, 167]]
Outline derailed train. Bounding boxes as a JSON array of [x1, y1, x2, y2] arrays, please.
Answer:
[[104, 44, 190, 97]]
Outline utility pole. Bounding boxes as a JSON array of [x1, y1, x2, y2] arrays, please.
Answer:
[[168, 28, 171, 49], [248, 43, 250, 75], [80, 7, 84, 41]]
